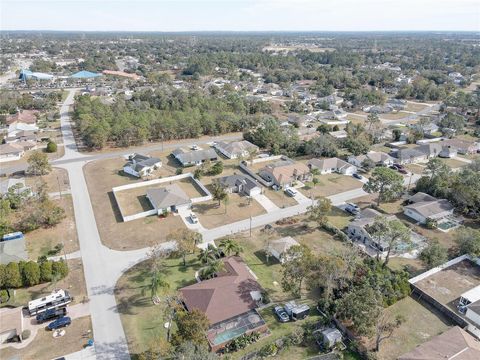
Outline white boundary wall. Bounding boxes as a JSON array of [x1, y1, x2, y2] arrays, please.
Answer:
[[112, 173, 212, 222], [409, 254, 470, 284]]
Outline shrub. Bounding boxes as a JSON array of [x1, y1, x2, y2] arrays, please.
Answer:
[[52, 259, 69, 279], [0, 289, 9, 303], [425, 218, 437, 229], [40, 261, 54, 282], [21, 330, 31, 340], [46, 141, 57, 153], [22, 261, 41, 286], [175, 168, 183, 175], [258, 343, 277, 357]]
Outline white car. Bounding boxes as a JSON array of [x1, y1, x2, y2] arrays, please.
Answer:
[[190, 144, 200, 151], [285, 187, 298, 197], [189, 213, 199, 224]]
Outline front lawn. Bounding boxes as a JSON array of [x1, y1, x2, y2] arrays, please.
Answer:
[[300, 174, 362, 198]]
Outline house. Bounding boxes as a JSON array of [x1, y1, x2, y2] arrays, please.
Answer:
[[307, 157, 357, 175], [216, 174, 261, 196], [440, 139, 480, 155], [0, 237, 28, 264], [179, 256, 267, 351], [123, 153, 162, 178], [146, 184, 191, 214], [328, 130, 348, 139], [348, 151, 395, 167], [398, 326, 480, 360], [0, 143, 25, 162], [5, 130, 37, 144], [172, 148, 218, 167], [5, 110, 39, 125], [267, 237, 300, 264], [404, 192, 454, 224], [363, 104, 393, 114], [214, 140, 259, 160], [258, 158, 311, 188], [346, 209, 396, 253], [0, 307, 23, 344], [387, 98, 407, 111], [465, 299, 480, 338], [393, 147, 429, 164]]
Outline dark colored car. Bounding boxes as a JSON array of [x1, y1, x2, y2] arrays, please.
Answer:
[[393, 163, 404, 170], [47, 316, 71, 331], [352, 173, 363, 180], [398, 169, 408, 174], [389, 165, 397, 170], [36, 307, 67, 324], [274, 306, 290, 323]]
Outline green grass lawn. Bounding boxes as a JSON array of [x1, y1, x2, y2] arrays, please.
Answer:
[[115, 254, 202, 355]]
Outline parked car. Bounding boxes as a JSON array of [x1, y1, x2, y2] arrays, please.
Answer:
[[389, 165, 397, 170], [47, 316, 71, 331], [352, 173, 363, 180], [285, 187, 298, 197], [36, 307, 67, 324], [190, 144, 199, 150], [274, 306, 290, 322], [345, 203, 360, 215], [393, 163, 404, 170], [189, 213, 199, 224], [398, 168, 408, 174]]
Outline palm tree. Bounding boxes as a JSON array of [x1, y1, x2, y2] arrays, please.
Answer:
[[142, 269, 170, 299], [211, 182, 228, 207], [200, 259, 225, 280], [218, 238, 243, 256]]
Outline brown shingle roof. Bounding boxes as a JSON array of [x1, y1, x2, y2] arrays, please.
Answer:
[[180, 256, 262, 325], [398, 326, 480, 360], [6, 110, 39, 125]]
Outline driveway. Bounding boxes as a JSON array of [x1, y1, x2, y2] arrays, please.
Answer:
[[252, 193, 279, 212]]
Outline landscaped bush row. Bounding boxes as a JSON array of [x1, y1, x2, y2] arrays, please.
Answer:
[[0, 258, 69, 292]]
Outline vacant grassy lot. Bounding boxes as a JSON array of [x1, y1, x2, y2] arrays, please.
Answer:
[[376, 297, 452, 359], [345, 114, 365, 125], [380, 111, 411, 120], [405, 102, 429, 112], [263, 188, 298, 208], [84, 157, 186, 250], [0, 316, 92, 360], [405, 163, 425, 175], [25, 167, 70, 193], [300, 173, 362, 198], [0, 259, 87, 308], [439, 157, 467, 169], [115, 254, 201, 355], [25, 194, 78, 260], [193, 192, 266, 229]]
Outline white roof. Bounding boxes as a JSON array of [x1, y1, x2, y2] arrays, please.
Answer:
[[461, 285, 480, 303], [28, 289, 68, 311]]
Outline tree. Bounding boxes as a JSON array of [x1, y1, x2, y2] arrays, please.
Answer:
[[367, 217, 410, 266], [210, 182, 228, 207], [199, 259, 225, 279], [336, 285, 382, 336], [52, 259, 69, 279], [456, 227, 480, 257], [208, 161, 223, 176], [374, 312, 404, 352], [419, 240, 448, 268], [361, 158, 376, 171], [168, 229, 201, 266], [281, 245, 315, 297], [22, 261, 40, 286], [143, 269, 170, 298], [363, 167, 404, 206], [27, 151, 51, 175], [46, 141, 57, 153], [307, 198, 332, 227], [173, 341, 217, 360], [218, 238, 243, 256], [40, 260, 53, 282], [4, 262, 22, 288], [173, 308, 210, 346], [424, 158, 449, 180]]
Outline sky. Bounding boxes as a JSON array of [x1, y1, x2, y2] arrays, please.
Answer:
[[1, 0, 479, 32]]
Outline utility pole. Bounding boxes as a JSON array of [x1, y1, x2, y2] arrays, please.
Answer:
[[249, 216, 252, 237]]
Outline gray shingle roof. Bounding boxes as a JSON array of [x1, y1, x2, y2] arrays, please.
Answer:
[[146, 184, 190, 209], [172, 148, 218, 165]]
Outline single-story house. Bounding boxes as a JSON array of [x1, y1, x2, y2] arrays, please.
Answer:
[[465, 299, 480, 338], [5, 130, 37, 144], [180, 256, 267, 351], [146, 184, 191, 214], [398, 326, 480, 360], [328, 130, 348, 139], [393, 147, 429, 164], [267, 237, 300, 264], [172, 148, 218, 167], [216, 174, 261, 196], [403, 192, 454, 224], [440, 139, 480, 155], [214, 140, 259, 159], [307, 157, 357, 175], [0, 307, 23, 344], [348, 151, 395, 167], [0, 143, 25, 162], [123, 153, 162, 178], [0, 237, 28, 264], [347, 209, 396, 253], [5, 110, 39, 125], [259, 158, 311, 188]]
